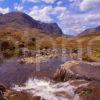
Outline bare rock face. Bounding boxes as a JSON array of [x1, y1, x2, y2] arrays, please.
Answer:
[[53, 61, 100, 82]]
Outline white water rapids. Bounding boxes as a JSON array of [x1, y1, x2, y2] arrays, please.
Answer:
[[13, 78, 88, 100]]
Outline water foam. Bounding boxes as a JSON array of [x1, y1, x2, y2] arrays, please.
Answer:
[[13, 78, 80, 100]]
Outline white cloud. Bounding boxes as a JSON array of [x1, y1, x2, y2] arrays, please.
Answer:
[[28, 4, 100, 35], [22, 0, 39, 3], [28, 6, 67, 22], [14, 3, 24, 11], [0, 0, 5, 1], [0, 7, 10, 14], [21, 0, 100, 35], [84, 14, 100, 22], [57, 12, 100, 35], [42, 0, 56, 4], [29, 6, 53, 22], [80, 0, 100, 11], [23, 0, 56, 4]]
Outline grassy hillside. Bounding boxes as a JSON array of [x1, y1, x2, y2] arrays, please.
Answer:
[[0, 26, 100, 62]]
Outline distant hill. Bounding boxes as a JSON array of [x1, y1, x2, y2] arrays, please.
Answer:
[[0, 12, 63, 35], [0, 13, 3, 16], [78, 26, 100, 37]]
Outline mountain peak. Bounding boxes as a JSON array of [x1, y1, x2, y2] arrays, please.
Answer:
[[0, 12, 63, 35]]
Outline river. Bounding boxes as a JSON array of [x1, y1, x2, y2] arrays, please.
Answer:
[[0, 56, 99, 100]]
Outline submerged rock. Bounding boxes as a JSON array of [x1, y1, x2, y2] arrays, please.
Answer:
[[54, 61, 100, 82]]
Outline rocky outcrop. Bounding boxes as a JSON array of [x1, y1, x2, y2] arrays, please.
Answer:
[[54, 61, 100, 82]]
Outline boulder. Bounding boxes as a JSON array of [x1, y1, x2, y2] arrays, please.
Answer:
[[4, 90, 33, 100], [0, 84, 6, 93], [53, 61, 100, 82], [75, 82, 100, 100], [0, 84, 6, 100]]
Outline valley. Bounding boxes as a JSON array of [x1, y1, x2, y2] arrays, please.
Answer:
[[0, 12, 100, 100]]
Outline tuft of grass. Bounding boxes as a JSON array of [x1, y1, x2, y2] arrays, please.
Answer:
[[80, 90, 92, 96]]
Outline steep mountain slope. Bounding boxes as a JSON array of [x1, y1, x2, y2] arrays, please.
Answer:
[[0, 12, 63, 35]]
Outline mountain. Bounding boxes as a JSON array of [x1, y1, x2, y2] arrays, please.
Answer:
[[78, 26, 100, 37], [0, 13, 3, 16], [0, 12, 63, 35]]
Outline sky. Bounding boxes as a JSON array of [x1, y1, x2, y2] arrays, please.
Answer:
[[0, 0, 100, 35]]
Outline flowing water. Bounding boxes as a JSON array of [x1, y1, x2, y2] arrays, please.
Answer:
[[13, 78, 81, 100], [0, 56, 71, 86], [0, 56, 89, 100]]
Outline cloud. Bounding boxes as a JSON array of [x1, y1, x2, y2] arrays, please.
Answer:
[[80, 0, 100, 11], [28, 4, 100, 35], [22, 0, 40, 3], [57, 12, 100, 35], [0, 0, 5, 1], [42, 0, 56, 4], [14, 3, 24, 11], [28, 6, 53, 22], [0, 7, 10, 14], [28, 6, 67, 22], [23, 0, 57, 4]]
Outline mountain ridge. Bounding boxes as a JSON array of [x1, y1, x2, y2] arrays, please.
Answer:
[[78, 26, 100, 37], [0, 12, 63, 35]]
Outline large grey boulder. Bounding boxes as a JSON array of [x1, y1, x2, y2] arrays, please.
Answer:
[[54, 61, 100, 82]]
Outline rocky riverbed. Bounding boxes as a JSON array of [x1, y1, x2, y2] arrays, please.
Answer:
[[0, 78, 100, 100], [0, 50, 100, 100]]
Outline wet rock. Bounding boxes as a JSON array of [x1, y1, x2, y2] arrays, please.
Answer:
[[53, 61, 100, 82], [3, 89, 46, 100], [33, 96, 41, 100], [0, 84, 6, 93], [53, 61, 80, 81], [5, 90, 33, 100], [75, 82, 100, 100], [0, 84, 6, 100], [55, 91, 71, 99]]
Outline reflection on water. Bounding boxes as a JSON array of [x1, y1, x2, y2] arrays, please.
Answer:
[[13, 78, 80, 100], [0, 56, 71, 86]]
